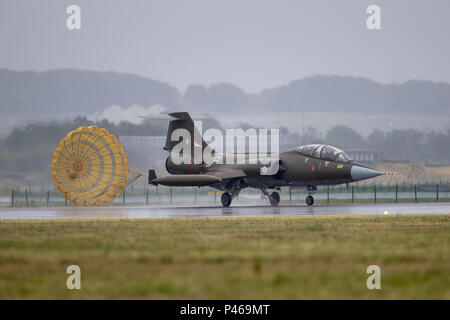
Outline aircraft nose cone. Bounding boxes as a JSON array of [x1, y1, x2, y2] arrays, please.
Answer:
[[351, 165, 384, 181]]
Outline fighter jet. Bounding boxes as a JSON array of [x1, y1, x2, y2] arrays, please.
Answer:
[[148, 112, 384, 207]]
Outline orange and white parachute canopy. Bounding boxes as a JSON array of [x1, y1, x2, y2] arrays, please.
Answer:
[[51, 126, 142, 206]]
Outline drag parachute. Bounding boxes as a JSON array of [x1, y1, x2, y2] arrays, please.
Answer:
[[51, 126, 141, 206]]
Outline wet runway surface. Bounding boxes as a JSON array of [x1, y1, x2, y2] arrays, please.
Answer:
[[0, 202, 449, 220]]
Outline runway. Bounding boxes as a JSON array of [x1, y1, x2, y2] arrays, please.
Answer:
[[0, 202, 449, 220]]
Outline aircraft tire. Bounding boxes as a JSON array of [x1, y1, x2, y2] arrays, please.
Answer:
[[306, 195, 314, 206], [221, 192, 232, 207], [270, 191, 280, 206]]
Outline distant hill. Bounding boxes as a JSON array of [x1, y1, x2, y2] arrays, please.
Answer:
[[0, 68, 181, 116], [185, 75, 450, 116], [267, 76, 450, 115], [1, 69, 450, 127]]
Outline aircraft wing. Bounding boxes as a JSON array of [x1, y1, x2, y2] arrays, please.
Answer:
[[208, 169, 247, 179], [148, 169, 247, 187]]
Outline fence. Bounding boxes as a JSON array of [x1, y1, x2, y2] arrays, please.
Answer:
[[1, 183, 450, 208]]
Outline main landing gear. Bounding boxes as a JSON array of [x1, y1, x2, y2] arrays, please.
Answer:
[[260, 188, 280, 207], [306, 186, 317, 206], [269, 191, 280, 207], [221, 179, 245, 207], [220, 189, 241, 207], [221, 190, 280, 207], [221, 192, 232, 207]]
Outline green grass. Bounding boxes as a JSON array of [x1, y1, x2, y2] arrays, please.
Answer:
[[0, 214, 448, 299]]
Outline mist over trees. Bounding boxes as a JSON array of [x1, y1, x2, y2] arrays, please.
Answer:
[[305, 126, 450, 164], [0, 116, 224, 185], [0, 117, 164, 183], [324, 126, 365, 149]]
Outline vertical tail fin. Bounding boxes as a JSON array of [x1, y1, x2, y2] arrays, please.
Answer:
[[164, 112, 214, 160]]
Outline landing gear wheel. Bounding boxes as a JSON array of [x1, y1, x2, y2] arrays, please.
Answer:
[[306, 195, 314, 206], [270, 191, 280, 206], [221, 192, 232, 207]]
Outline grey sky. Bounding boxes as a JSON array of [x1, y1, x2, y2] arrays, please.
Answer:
[[1, 0, 449, 93]]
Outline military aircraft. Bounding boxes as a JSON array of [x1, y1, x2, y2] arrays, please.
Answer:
[[148, 112, 384, 207]]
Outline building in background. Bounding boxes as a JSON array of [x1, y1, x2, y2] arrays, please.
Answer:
[[344, 149, 384, 162]]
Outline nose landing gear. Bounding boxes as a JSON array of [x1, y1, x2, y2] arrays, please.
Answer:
[[306, 185, 317, 206]]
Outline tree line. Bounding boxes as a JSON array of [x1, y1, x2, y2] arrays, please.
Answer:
[[1, 117, 449, 187], [302, 125, 450, 164]]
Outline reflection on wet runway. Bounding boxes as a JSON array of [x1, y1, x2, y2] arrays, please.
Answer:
[[0, 202, 449, 220]]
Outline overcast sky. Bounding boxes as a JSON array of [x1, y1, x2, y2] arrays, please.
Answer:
[[1, 0, 449, 93]]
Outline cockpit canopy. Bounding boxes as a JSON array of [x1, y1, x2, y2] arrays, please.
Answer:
[[296, 144, 351, 163]]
